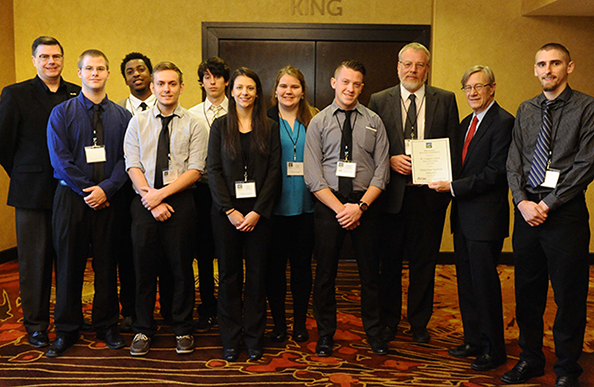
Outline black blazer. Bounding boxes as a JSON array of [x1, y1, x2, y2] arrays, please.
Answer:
[[0, 76, 80, 209], [207, 116, 281, 219], [369, 84, 459, 213], [450, 102, 514, 241]]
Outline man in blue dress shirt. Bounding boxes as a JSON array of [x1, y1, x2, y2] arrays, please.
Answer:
[[46, 49, 132, 357]]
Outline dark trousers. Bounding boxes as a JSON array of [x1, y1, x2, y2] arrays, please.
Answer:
[[513, 194, 589, 378], [266, 213, 314, 332], [453, 230, 506, 361], [114, 180, 135, 319], [192, 183, 217, 318], [52, 185, 120, 335], [313, 199, 382, 339], [212, 210, 270, 350], [15, 207, 55, 333], [131, 190, 196, 337], [379, 186, 447, 331]]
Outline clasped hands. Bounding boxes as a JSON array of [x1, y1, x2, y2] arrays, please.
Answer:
[[336, 203, 362, 230], [227, 210, 260, 232], [139, 186, 174, 222]]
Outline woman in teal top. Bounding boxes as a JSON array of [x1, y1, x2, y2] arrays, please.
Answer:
[[266, 65, 317, 342]]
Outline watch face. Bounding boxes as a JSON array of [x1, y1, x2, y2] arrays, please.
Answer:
[[359, 201, 368, 211]]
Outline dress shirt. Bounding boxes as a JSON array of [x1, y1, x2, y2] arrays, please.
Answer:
[[47, 92, 132, 199], [400, 84, 426, 139], [124, 103, 208, 192], [507, 86, 594, 211], [304, 100, 390, 194], [189, 97, 229, 133], [123, 93, 157, 116], [275, 118, 315, 216]]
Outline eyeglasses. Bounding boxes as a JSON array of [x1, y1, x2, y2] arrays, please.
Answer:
[[462, 83, 491, 93], [399, 61, 428, 70], [37, 54, 64, 61]]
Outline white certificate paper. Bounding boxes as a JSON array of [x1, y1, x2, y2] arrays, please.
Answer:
[[410, 138, 452, 185]]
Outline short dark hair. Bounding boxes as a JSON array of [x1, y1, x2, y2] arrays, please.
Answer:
[[153, 61, 183, 83], [120, 52, 153, 79], [32, 36, 64, 56], [78, 49, 109, 70], [198, 56, 231, 83], [537, 43, 572, 63], [334, 60, 366, 78]]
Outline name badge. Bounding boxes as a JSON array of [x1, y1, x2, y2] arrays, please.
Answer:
[[405, 139, 412, 156], [162, 168, 179, 186], [85, 145, 106, 163], [287, 161, 304, 176], [541, 169, 560, 188], [235, 180, 257, 198], [336, 160, 357, 178]]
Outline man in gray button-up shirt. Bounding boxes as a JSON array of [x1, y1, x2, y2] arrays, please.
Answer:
[[304, 60, 389, 357]]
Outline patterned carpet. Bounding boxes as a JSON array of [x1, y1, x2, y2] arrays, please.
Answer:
[[0, 258, 593, 386]]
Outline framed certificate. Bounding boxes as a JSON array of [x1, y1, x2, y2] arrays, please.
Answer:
[[410, 138, 452, 185]]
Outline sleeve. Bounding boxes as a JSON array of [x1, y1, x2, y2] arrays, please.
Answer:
[[369, 115, 390, 190], [124, 116, 143, 172], [253, 121, 281, 218], [46, 104, 95, 196], [0, 87, 18, 175], [303, 115, 329, 192], [187, 117, 208, 173], [506, 105, 529, 205], [207, 118, 234, 212]]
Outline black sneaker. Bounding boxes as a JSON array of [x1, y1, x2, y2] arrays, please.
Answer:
[[195, 315, 215, 333]]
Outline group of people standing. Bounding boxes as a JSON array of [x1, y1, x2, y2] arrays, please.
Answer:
[[0, 36, 591, 387]]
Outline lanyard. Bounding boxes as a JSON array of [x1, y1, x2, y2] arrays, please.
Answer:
[[400, 94, 426, 139], [334, 109, 358, 161], [279, 114, 301, 162]]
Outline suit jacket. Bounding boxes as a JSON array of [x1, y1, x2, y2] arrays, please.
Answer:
[[369, 84, 459, 213], [450, 102, 514, 241], [207, 116, 281, 219], [0, 77, 80, 209]]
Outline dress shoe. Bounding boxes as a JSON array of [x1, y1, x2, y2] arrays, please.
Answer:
[[97, 327, 126, 349], [448, 343, 480, 358], [411, 328, 430, 343], [28, 331, 49, 348], [46, 334, 79, 357], [315, 336, 334, 356], [248, 348, 263, 361], [270, 330, 287, 343], [555, 376, 580, 387], [471, 354, 506, 371], [293, 327, 309, 342], [130, 333, 150, 356], [380, 326, 397, 342], [501, 360, 544, 384], [195, 315, 215, 333], [120, 316, 133, 333], [369, 337, 389, 355], [223, 347, 239, 362]]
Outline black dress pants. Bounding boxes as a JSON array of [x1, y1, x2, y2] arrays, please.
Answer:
[[52, 185, 120, 335], [131, 190, 196, 337], [513, 194, 589, 378], [312, 198, 382, 339]]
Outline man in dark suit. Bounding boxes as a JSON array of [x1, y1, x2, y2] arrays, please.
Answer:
[[0, 36, 80, 348], [368, 42, 459, 343], [429, 65, 513, 371]]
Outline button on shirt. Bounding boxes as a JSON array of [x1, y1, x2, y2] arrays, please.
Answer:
[[124, 104, 208, 192], [304, 100, 390, 193], [47, 92, 132, 198], [124, 93, 157, 116]]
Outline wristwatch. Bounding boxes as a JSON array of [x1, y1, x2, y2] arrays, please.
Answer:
[[358, 201, 369, 212]]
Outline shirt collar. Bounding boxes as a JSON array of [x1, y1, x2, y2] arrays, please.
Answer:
[[472, 100, 496, 123], [536, 85, 573, 107], [331, 99, 364, 115], [79, 91, 109, 110], [400, 83, 425, 102], [204, 96, 229, 112], [151, 103, 185, 119], [129, 93, 156, 110], [35, 75, 67, 94]]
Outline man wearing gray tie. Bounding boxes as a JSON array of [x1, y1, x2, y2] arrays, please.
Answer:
[[505, 43, 594, 387]]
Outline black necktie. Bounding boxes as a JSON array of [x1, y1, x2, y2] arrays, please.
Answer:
[[339, 109, 353, 198], [404, 94, 417, 139], [140, 102, 148, 111], [154, 115, 174, 188], [92, 104, 105, 184]]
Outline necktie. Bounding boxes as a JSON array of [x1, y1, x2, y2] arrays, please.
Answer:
[[210, 105, 222, 125], [154, 115, 174, 188], [404, 94, 417, 139], [462, 116, 478, 164], [140, 102, 148, 111], [92, 104, 105, 184], [339, 109, 353, 198], [528, 99, 555, 188]]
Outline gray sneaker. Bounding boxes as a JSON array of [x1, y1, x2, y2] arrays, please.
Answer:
[[176, 335, 195, 354], [130, 333, 150, 356]]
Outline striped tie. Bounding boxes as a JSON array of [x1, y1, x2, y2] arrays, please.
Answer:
[[528, 99, 555, 188], [211, 105, 222, 121]]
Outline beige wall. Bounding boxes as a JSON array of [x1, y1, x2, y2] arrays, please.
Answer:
[[2, 0, 594, 252]]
